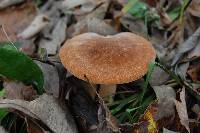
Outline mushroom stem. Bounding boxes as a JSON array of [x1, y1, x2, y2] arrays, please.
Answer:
[[99, 84, 116, 103]]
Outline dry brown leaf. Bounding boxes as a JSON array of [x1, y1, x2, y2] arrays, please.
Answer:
[[187, 0, 200, 17], [187, 64, 200, 83], [0, 2, 37, 41], [0, 94, 78, 133], [3, 80, 37, 101], [172, 27, 200, 66], [27, 119, 49, 133], [174, 87, 190, 133]]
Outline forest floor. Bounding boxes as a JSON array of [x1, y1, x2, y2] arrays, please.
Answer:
[[0, 0, 200, 133]]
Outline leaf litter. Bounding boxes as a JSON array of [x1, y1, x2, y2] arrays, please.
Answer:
[[0, 0, 200, 132]]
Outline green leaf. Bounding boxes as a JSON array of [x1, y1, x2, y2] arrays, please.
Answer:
[[168, 7, 181, 21], [0, 89, 8, 120], [0, 89, 6, 97], [0, 109, 8, 120], [123, 0, 147, 19], [0, 45, 44, 94]]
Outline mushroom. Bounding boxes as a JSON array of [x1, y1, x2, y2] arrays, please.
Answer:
[[59, 32, 156, 102]]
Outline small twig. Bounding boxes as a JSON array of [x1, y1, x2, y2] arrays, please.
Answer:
[[0, 24, 18, 50]]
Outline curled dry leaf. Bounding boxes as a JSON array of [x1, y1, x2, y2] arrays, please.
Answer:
[[172, 27, 200, 66], [0, 2, 37, 41], [35, 61, 59, 98], [18, 14, 50, 39], [174, 87, 190, 133], [0, 0, 25, 9], [0, 94, 78, 133]]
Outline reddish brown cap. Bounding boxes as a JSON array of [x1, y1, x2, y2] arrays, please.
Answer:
[[59, 32, 156, 84]]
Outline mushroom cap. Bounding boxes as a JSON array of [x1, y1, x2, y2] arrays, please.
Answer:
[[59, 32, 156, 84]]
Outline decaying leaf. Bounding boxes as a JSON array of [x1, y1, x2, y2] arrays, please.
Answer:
[[153, 85, 176, 118], [35, 61, 59, 98], [187, 64, 200, 82], [171, 27, 200, 66], [187, 0, 200, 17], [27, 119, 49, 133], [174, 87, 190, 133], [3, 80, 37, 101], [71, 1, 110, 36], [97, 94, 119, 133], [86, 18, 117, 35], [120, 14, 147, 37], [0, 94, 78, 133], [0, 2, 37, 41], [132, 101, 159, 133], [132, 97, 177, 133], [150, 67, 169, 86]]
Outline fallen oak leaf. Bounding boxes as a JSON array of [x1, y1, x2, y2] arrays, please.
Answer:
[[0, 94, 78, 133]]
